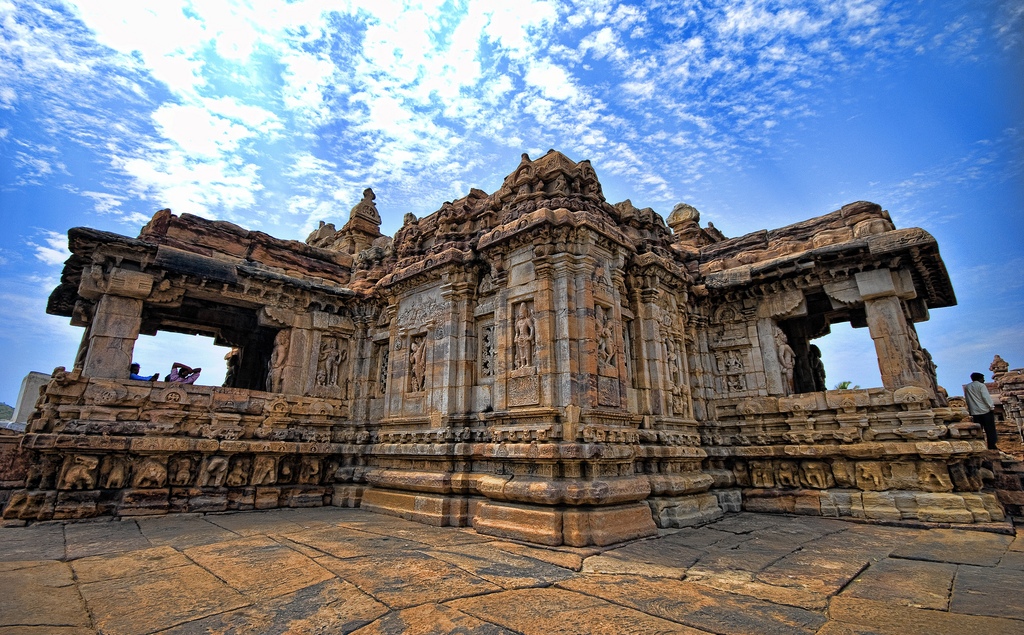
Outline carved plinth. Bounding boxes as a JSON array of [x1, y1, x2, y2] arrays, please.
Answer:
[[360, 488, 469, 527], [472, 500, 657, 547], [648, 493, 723, 528], [741, 487, 1004, 523]]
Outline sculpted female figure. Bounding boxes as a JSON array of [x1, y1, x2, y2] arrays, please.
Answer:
[[409, 338, 426, 391], [514, 303, 535, 369]]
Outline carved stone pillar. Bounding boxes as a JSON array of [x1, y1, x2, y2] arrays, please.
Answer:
[[855, 269, 928, 392], [79, 268, 154, 379], [545, 252, 577, 411], [628, 282, 661, 416], [437, 270, 477, 420], [258, 307, 310, 395], [82, 294, 145, 379]]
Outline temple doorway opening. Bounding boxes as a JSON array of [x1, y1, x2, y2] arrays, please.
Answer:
[[131, 331, 234, 387], [812, 321, 883, 390]]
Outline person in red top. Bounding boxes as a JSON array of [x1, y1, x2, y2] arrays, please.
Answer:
[[167, 362, 201, 385]]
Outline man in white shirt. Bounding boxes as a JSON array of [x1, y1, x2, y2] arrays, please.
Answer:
[[964, 372, 998, 450]]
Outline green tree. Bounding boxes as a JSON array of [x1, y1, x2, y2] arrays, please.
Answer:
[[833, 381, 860, 390], [0, 402, 13, 421]]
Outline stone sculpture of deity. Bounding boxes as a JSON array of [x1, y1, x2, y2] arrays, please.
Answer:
[[514, 303, 535, 370], [774, 325, 795, 394]]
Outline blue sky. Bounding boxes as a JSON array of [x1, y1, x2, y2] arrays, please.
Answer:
[[1, 0, 1021, 405]]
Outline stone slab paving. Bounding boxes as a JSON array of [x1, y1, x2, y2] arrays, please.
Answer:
[[0, 510, 1021, 634]]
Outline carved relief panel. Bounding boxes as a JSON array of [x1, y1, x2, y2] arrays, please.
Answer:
[[508, 299, 540, 407], [374, 342, 389, 397], [511, 301, 537, 374], [479, 322, 495, 380], [313, 335, 351, 400]]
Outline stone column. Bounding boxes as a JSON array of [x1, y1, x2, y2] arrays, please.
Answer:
[[855, 269, 928, 391], [630, 283, 663, 416], [437, 271, 476, 420], [258, 307, 310, 395], [79, 268, 153, 379], [547, 252, 578, 411]]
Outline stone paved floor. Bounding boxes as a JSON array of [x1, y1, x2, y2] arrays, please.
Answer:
[[1, 509, 1022, 635]]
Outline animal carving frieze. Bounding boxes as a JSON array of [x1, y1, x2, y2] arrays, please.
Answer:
[[298, 429, 332, 443], [800, 461, 835, 489], [832, 429, 862, 443], [251, 456, 277, 486], [855, 461, 887, 491], [947, 461, 982, 491], [783, 430, 823, 444], [775, 461, 800, 488], [198, 456, 229, 487], [169, 456, 193, 486], [225, 457, 250, 487], [133, 457, 168, 488], [102, 456, 129, 489], [749, 460, 775, 488], [299, 458, 321, 484], [59, 455, 99, 490]]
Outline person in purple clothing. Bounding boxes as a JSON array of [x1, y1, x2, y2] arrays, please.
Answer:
[[167, 362, 201, 384]]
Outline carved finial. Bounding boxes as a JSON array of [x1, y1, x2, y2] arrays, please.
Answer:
[[349, 187, 381, 225]]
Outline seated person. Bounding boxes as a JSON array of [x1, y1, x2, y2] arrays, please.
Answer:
[[129, 363, 159, 381], [167, 362, 201, 384]]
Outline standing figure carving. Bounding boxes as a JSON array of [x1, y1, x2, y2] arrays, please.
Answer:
[[513, 303, 536, 370], [596, 306, 615, 368], [774, 325, 796, 394], [409, 337, 427, 391], [266, 330, 289, 393], [317, 337, 346, 387]]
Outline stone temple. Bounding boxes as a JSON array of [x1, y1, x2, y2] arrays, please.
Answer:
[[1, 150, 1002, 545]]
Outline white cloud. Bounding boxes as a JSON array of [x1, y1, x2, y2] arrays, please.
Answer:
[[579, 26, 618, 59], [29, 230, 70, 266], [524, 59, 579, 101]]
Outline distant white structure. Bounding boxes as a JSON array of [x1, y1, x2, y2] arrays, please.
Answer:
[[1, 372, 49, 432]]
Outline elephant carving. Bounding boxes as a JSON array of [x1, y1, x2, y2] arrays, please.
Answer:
[[60, 455, 99, 490], [198, 456, 229, 487], [133, 458, 167, 488]]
